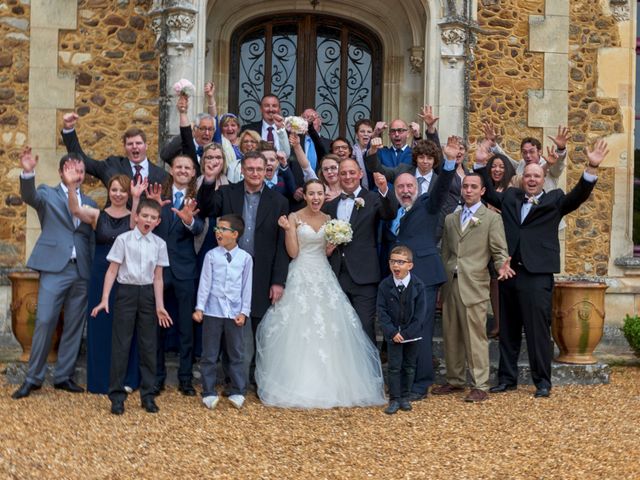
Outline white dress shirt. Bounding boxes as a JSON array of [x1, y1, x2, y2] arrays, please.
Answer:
[[130, 158, 149, 180], [107, 227, 170, 285], [415, 169, 433, 196], [337, 186, 362, 222]]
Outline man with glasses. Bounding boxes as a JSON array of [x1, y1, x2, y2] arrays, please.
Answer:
[[374, 119, 417, 168], [161, 113, 216, 176]]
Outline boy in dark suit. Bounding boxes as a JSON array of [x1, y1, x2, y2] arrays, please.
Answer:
[[377, 245, 426, 414]]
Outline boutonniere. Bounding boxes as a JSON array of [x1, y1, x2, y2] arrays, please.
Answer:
[[354, 198, 365, 210], [470, 216, 481, 227], [526, 196, 539, 206]]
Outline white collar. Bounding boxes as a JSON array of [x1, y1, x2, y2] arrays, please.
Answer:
[[394, 273, 411, 288]]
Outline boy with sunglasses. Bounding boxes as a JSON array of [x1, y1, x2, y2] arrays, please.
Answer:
[[193, 214, 253, 410]]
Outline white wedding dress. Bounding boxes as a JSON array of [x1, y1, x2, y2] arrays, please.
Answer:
[[255, 222, 386, 408]]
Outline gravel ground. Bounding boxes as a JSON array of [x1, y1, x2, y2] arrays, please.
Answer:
[[1, 366, 639, 480]]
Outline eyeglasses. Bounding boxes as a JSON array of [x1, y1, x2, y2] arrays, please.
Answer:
[[389, 259, 410, 266], [214, 226, 236, 233], [197, 126, 215, 133], [243, 167, 265, 174], [389, 128, 408, 134], [322, 165, 338, 172], [333, 145, 349, 150]]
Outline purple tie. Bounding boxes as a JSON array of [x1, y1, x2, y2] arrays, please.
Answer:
[[267, 126, 274, 144]]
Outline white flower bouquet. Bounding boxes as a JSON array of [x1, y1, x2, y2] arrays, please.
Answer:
[[284, 116, 309, 135], [173, 79, 195, 97], [324, 219, 353, 245]]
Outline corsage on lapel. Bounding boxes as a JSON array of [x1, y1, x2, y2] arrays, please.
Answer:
[[470, 216, 481, 228], [354, 197, 365, 210]]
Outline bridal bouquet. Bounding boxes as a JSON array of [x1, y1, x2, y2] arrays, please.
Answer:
[[284, 116, 309, 135], [173, 79, 195, 97], [324, 219, 353, 245]]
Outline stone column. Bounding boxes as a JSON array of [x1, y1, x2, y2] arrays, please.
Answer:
[[148, 0, 199, 151], [437, 20, 468, 140]]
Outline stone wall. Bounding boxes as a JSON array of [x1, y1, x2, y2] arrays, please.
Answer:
[[58, 0, 160, 208], [470, 0, 622, 277], [0, 0, 30, 268]]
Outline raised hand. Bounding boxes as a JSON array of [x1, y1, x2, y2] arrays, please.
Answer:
[[20, 146, 38, 173], [276, 150, 288, 168], [475, 139, 492, 166], [369, 136, 383, 155], [545, 146, 559, 167], [157, 307, 173, 328], [417, 105, 439, 132], [204, 81, 215, 99], [62, 112, 79, 130], [278, 214, 292, 231], [548, 125, 571, 151], [409, 121, 421, 139], [146, 182, 171, 207], [288, 132, 300, 148], [373, 171, 388, 194], [61, 159, 81, 186], [585, 139, 609, 168], [373, 121, 387, 136], [177, 95, 189, 114], [273, 114, 285, 130], [497, 257, 515, 281], [173, 198, 199, 225], [482, 120, 497, 146], [443, 136, 461, 161], [130, 177, 148, 199]]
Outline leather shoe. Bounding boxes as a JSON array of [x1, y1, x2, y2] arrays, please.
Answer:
[[534, 387, 551, 398], [464, 388, 489, 403], [53, 379, 84, 393], [489, 383, 517, 394], [431, 384, 465, 395], [111, 401, 125, 415], [399, 400, 412, 411], [142, 398, 159, 413], [178, 382, 196, 397], [151, 382, 165, 396], [407, 391, 427, 402], [12, 381, 41, 400], [384, 401, 400, 415]]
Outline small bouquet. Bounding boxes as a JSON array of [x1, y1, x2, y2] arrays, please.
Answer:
[[470, 216, 481, 228], [284, 116, 309, 135], [324, 219, 353, 245], [173, 79, 195, 97]]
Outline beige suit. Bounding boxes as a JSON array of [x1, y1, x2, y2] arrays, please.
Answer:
[[440, 204, 509, 391]]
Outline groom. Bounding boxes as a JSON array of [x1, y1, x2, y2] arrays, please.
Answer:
[[324, 160, 398, 341]]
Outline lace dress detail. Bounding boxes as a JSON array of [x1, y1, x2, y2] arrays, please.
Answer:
[[255, 223, 386, 408]]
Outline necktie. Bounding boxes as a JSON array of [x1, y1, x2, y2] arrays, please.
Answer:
[[173, 191, 183, 218], [305, 136, 317, 170], [267, 126, 274, 144], [397, 284, 405, 294], [461, 208, 473, 231], [225, 252, 232, 263], [340, 192, 355, 200], [417, 176, 426, 193], [265, 179, 276, 189], [395, 148, 402, 157], [133, 165, 143, 185], [391, 207, 406, 236], [196, 146, 204, 158]]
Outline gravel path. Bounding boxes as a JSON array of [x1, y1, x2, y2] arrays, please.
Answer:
[[1, 366, 639, 479]]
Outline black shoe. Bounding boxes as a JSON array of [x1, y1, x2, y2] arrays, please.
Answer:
[[111, 401, 125, 415], [178, 382, 196, 397], [11, 381, 41, 400], [53, 379, 84, 393], [534, 387, 551, 398], [399, 400, 412, 411], [489, 383, 517, 394], [142, 398, 159, 413], [407, 391, 427, 402], [384, 401, 401, 415], [151, 382, 165, 396]]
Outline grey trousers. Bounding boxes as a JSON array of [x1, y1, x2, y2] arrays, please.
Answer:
[[202, 315, 246, 397], [27, 262, 88, 385]]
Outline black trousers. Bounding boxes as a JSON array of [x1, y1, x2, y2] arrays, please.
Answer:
[[498, 267, 554, 390], [109, 284, 156, 403], [338, 268, 378, 343], [387, 340, 420, 401]]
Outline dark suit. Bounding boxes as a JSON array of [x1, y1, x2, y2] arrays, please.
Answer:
[[62, 129, 167, 187], [387, 164, 455, 394], [159, 126, 202, 176], [240, 120, 262, 134], [477, 166, 597, 390], [154, 203, 204, 385], [365, 152, 438, 193], [324, 188, 397, 340], [20, 176, 96, 386]]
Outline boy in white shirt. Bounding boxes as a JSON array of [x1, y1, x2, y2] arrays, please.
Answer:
[[193, 214, 253, 410]]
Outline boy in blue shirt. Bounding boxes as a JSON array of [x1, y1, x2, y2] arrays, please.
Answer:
[[193, 214, 253, 410]]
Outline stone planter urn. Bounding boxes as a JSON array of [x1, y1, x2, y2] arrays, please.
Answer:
[[551, 279, 608, 364], [8, 271, 63, 362]]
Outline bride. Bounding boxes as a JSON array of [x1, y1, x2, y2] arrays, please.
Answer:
[[255, 179, 386, 408]]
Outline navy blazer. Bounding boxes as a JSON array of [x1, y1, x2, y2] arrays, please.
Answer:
[[388, 166, 456, 287], [377, 275, 426, 342], [377, 146, 413, 169], [154, 203, 204, 281], [20, 177, 96, 280], [62, 129, 168, 187], [477, 166, 595, 274]]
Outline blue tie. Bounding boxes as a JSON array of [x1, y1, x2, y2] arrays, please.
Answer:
[[390, 207, 406, 236], [173, 191, 183, 218], [305, 136, 317, 170], [196, 146, 204, 158]]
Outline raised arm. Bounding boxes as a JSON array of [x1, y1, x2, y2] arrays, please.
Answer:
[[62, 160, 100, 228], [61, 113, 110, 183], [273, 114, 291, 158], [474, 139, 504, 210], [278, 213, 299, 259], [289, 133, 317, 181], [365, 137, 397, 183], [545, 125, 570, 179], [559, 139, 607, 216], [425, 137, 458, 214], [204, 81, 217, 118], [177, 95, 198, 167]]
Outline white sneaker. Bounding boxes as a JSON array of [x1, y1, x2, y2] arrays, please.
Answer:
[[202, 395, 219, 410], [228, 394, 245, 409], [124, 386, 133, 394]]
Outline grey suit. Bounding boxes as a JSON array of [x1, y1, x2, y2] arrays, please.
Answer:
[[20, 176, 96, 386]]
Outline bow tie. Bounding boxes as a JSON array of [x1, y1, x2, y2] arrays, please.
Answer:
[[340, 193, 355, 200]]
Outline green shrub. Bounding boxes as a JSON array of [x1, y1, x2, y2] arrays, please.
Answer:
[[621, 314, 640, 356]]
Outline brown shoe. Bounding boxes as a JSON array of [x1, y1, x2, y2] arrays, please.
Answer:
[[464, 388, 489, 403], [431, 384, 465, 395]]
